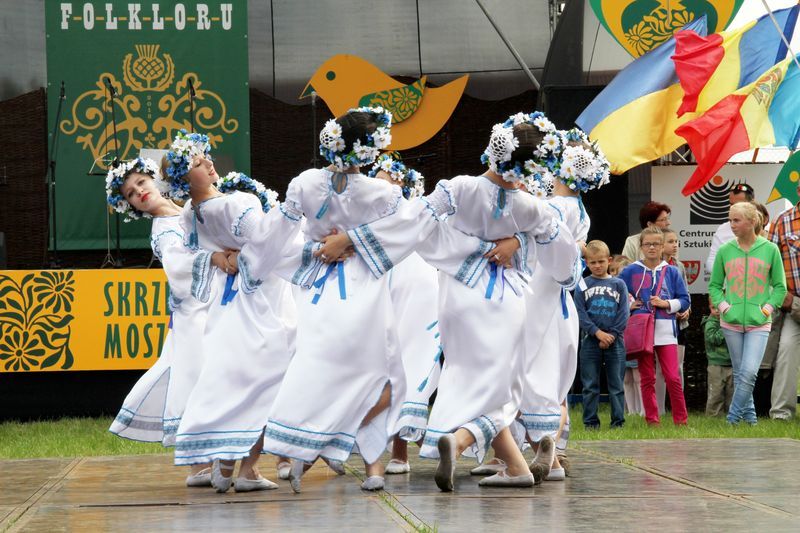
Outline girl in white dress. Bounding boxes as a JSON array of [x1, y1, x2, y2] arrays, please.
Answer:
[[368, 154, 440, 475], [479, 127, 609, 481], [261, 107, 412, 492], [106, 157, 225, 487], [519, 128, 609, 481], [162, 131, 303, 493], [321, 112, 581, 491]]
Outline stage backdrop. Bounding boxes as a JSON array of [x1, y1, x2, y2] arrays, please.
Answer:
[[0, 269, 169, 372], [652, 164, 792, 294], [45, 0, 249, 249]]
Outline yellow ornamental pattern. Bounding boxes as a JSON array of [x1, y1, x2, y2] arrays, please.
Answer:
[[358, 78, 426, 124], [0, 270, 172, 372], [124, 44, 174, 92], [59, 44, 238, 170]]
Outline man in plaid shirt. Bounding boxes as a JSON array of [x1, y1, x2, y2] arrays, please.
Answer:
[[768, 191, 800, 420]]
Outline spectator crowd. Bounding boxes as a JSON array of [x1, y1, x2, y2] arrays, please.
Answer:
[[576, 182, 800, 428]]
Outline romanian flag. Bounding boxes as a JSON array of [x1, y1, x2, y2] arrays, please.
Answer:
[[672, 5, 799, 117], [676, 55, 800, 196], [576, 17, 707, 175]]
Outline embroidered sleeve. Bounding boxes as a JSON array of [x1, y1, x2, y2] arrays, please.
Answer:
[[377, 183, 404, 219], [422, 180, 457, 220], [191, 250, 215, 303], [281, 179, 304, 221]]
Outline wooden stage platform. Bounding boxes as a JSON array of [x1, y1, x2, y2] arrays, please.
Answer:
[[2, 439, 799, 531]]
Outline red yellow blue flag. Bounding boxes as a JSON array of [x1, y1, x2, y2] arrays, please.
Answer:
[[676, 54, 800, 196], [672, 5, 799, 117]]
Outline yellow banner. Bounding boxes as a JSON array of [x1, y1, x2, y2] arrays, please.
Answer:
[[0, 270, 170, 372]]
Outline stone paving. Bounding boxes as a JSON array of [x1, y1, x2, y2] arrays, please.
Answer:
[[2, 439, 798, 531]]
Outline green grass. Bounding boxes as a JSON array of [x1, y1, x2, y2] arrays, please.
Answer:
[[0, 409, 798, 460], [568, 405, 800, 441], [0, 417, 165, 459]]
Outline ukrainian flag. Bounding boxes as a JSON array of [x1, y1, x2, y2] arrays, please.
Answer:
[[576, 17, 707, 175], [672, 5, 799, 117], [676, 54, 800, 196]]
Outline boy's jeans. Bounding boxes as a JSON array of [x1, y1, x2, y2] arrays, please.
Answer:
[[722, 329, 770, 424], [579, 335, 626, 428]]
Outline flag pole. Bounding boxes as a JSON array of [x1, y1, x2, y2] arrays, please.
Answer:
[[759, 0, 800, 71]]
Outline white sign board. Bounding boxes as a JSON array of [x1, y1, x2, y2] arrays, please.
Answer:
[[651, 164, 792, 294]]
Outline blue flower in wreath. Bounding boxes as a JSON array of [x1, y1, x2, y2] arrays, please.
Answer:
[[164, 129, 212, 201], [216, 172, 280, 212]]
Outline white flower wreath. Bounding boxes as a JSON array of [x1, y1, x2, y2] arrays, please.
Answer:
[[319, 106, 393, 170], [481, 111, 560, 184], [368, 153, 426, 199], [164, 130, 212, 201], [216, 171, 280, 212]]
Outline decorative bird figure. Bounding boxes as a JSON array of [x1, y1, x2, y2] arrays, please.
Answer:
[[300, 54, 468, 150], [767, 151, 800, 205]]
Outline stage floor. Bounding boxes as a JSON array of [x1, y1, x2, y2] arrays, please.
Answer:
[[2, 439, 798, 531]]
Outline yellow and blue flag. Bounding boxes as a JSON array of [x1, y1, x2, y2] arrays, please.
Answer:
[[576, 16, 707, 174]]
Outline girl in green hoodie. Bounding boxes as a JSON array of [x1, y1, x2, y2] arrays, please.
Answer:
[[709, 202, 786, 425]]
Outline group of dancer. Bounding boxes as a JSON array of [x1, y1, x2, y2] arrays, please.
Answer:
[[108, 105, 611, 493]]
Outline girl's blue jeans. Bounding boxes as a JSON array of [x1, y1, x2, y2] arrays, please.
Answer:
[[721, 328, 769, 424]]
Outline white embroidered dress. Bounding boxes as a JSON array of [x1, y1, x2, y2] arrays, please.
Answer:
[[520, 195, 589, 442], [350, 175, 579, 461], [262, 168, 411, 465], [109, 215, 214, 445], [173, 191, 302, 466]]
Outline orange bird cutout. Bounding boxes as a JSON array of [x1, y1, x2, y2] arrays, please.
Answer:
[[300, 54, 468, 151]]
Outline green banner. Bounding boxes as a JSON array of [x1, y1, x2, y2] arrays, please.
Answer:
[[45, 1, 249, 249]]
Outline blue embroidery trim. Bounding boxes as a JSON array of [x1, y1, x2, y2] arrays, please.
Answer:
[[237, 254, 262, 294], [232, 207, 254, 237], [359, 225, 393, 273], [455, 240, 492, 285], [291, 241, 316, 286], [352, 226, 383, 275], [191, 251, 213, 302], [280, 202, 302, 222], [150, 229, 184, 261]]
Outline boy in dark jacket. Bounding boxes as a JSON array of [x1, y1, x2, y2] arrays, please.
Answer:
[[575, 240, 630, 429]]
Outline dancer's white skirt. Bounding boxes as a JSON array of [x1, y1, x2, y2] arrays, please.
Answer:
[[419, 267, 527, 463], [263, 256, 406, 465], [173, 271, 296, 465], [518, 271, 579, 443], [109, 296, 211, 446], [389, 253, 442, 442]]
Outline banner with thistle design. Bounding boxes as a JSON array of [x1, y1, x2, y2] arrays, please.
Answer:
[[45, 1, 249, 249], [0, 269, 171, 372], [589, 0, 744, 58]]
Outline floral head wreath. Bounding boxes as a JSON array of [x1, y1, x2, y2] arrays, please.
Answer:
[[480, 111, 561, 184], [554, 128, 611, 193], [216, 172, 279, 212], [368, 153, 425, 199], [522, 127, 611, 196], [105, 157, 165, 222], [164, 129, 212, 201], [319, 106, 393, 170]]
